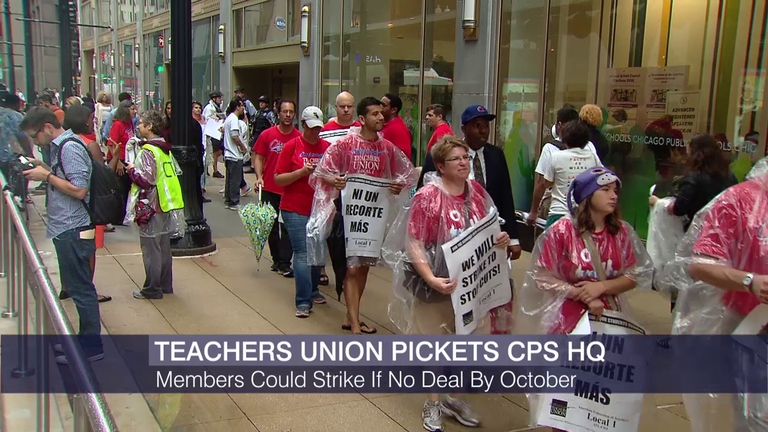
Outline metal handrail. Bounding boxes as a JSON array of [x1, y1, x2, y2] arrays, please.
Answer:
[[0, 172, 118, 431]]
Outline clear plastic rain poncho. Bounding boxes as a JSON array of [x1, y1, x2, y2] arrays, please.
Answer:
[[516, 217, 653, 335], [646, 195, 684, 290], [382, 172, 513, 335], [307, 127, 417, 267], [658, 158, 768, 432], [123, 139, 186, 238]]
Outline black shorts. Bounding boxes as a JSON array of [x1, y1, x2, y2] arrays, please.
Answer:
[[211, 138, 223, 152]]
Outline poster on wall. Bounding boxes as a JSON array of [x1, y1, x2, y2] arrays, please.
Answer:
[[605, 68, 644, 134], [644, 66, 689, 123], [666, 91, 700, 140]]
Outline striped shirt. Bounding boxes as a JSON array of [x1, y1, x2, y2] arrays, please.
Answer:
[[47, 130, 92, 238]]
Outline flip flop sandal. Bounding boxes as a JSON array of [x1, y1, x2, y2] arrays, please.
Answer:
[[97, 295, 113, 303], [319, 275, 329, 286], [341, 322, 378, 334]]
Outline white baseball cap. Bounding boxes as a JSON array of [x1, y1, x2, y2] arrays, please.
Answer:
[[301, 106, 324, 129]]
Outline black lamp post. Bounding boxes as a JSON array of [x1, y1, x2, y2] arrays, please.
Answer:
[[169, 0, 216, 256]]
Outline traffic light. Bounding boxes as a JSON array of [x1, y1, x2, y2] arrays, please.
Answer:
[[157, 65, 164, 72], [158, 35, 164, 47]]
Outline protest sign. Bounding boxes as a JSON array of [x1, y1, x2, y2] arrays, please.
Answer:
[[341, 174, 393, 258], [204, 119, 223, 141], [441, 208, 511, 335], [536, 310, 646, 432]]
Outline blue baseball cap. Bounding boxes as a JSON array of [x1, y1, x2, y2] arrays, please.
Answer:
[[461, 105, 496, 126]]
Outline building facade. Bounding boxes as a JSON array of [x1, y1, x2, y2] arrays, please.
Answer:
[[2, 0, 62, 95], [80, 0, 768, 238]]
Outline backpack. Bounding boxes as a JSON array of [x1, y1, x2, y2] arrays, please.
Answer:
[[252, 109, 272, 140], [547, 139, 567, 151], [53, 137, 126, 226]]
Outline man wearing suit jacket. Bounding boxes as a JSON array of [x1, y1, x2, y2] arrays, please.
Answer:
[[418, 104, 522, 260]]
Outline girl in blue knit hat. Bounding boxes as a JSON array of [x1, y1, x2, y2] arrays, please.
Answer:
[[517, 167, 654, 431]]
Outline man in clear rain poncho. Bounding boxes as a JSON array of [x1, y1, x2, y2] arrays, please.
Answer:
[[659, 157, 768, 432], [307, 96, 416, 335]]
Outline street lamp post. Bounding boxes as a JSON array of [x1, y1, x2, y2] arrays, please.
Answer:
[[169, 0, 216, 256]]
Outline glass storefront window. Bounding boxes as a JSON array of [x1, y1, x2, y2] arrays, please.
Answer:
[[120, 42, 136, 96], [497, 0, 547, 213], [81, 1, 94, 40], [192, 19, 213, 103], [144, 30, 167, 111], [419, 0, 457, 164], [118, 0, 137, 27], [99, 0, 111, 28], [503, 0, 768, 238], [320, 0, 343, 120], [343, 0, 423, 162], [97, 44, 115, 96], [235, 0, 298, 49], [144, 0, 168, 17]]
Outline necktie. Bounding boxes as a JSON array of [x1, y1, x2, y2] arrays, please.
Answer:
[[473, 152, 485, 188]]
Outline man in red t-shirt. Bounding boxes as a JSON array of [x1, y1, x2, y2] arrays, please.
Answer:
[[381, 93, 412, 160], [319, 91, 360, 144], [690, 174, 768, 319], [275, 106, 331, 318], [425, 103, 453, 152], [253, 100, 301, 276]]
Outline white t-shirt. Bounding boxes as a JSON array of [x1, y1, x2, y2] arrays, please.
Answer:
[[536, 140, 599, 200], [544, 147, 602, 216], [223, 113, 245, 161]]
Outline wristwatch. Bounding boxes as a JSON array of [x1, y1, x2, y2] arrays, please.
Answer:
[[743, 273, 755, 294]]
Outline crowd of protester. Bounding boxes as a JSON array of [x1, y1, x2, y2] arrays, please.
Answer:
[[1, 82, 767, 431]]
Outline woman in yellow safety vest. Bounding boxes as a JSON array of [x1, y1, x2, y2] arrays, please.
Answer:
[[125, 110, 185, 300]]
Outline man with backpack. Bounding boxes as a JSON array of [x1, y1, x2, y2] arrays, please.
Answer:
[[20, 107, 105, 364]]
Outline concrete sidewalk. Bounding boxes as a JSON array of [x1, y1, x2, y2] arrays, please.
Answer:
[[9, 179, 698, 432]]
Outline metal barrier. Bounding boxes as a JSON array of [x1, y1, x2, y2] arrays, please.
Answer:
[[0, 172, 118, 431]]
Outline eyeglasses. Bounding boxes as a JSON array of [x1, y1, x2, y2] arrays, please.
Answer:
[[445, 155, 471, 163], [31, 125, 46, 139]]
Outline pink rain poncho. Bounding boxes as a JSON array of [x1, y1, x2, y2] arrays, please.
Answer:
[[306, 127, 417, 267], [382, 172, 514, 335], [658, 158, 768, 432], [516, 217, 653, 335]]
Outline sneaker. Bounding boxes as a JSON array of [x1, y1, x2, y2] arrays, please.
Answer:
[[270, 264, 280, 272], [312, 294, 327, 305], [240, 186, 252, 196], [202, 197, 212, 203], [295, 304, 311, 318], [440, 396, 480, 427], [55, 352, 105, 365], [422, 400, 444, 432], [219, 188, 225, 194], [133, 290, 163, 300], [229, 205, 241, 211], [281, 268, 294, 278], [59, 290, 71, 300]]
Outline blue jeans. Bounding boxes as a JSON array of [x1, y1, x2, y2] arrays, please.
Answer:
[[283, 211, 320, 308], [52, 226, 102, 355]]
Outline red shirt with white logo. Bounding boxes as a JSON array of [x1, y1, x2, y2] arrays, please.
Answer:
[[275, 136, 330, 216], [382, 116, 412, 159], [321, 119, 360, 132], [693, 180, 768, 316], [254, 126, 302, 194], [407, 180, 489, 246], [427, 123, 454, 152], [538, 218, 638, 333]]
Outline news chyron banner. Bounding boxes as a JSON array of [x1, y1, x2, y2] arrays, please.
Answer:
[[535, 311, 646, 432], [2, 335, 768, 396], [341, 174, 392, 258], [441, 208, 511, 334]]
